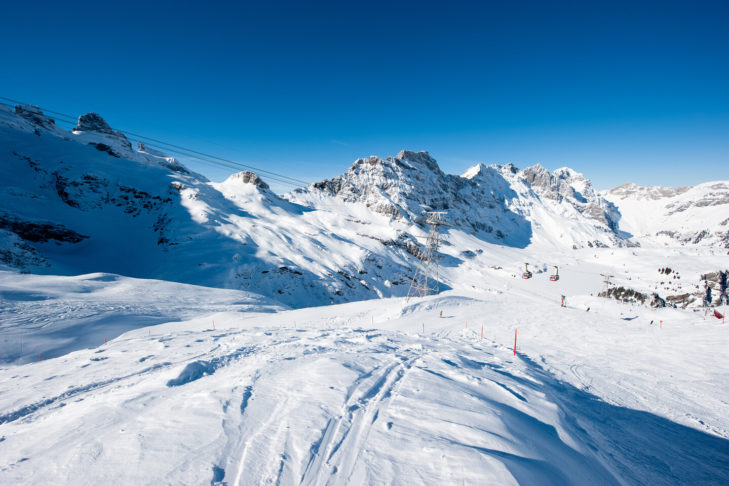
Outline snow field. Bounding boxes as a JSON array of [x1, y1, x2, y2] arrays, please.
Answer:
[[1, 285, 728, 485]]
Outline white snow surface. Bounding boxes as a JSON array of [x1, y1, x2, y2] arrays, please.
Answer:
[[1, 248, 729, 485], [604, 181, 729, 248]]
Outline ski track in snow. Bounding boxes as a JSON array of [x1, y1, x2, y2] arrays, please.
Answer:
[[1, 286, 729, 485]]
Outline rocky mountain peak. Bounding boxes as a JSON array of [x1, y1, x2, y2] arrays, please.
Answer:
[[74, 113, 115, 134], [226, 171, 270, 189], [396, 150, 441, 172], [70, 112, 133, 157], [461, 163, 487, 179], [523, 164, 591, 201]]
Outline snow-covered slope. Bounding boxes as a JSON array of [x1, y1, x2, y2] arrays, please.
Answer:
[[0, 270, 282, 364], [0, 105, 421, 306], [604, 181, 729, 248], [2, 282, 728, 485]]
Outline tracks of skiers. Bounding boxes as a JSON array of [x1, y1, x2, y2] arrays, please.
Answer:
[[0, 321, 527, 485]]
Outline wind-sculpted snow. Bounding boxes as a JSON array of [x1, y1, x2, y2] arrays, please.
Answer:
[[0, 271, 282, 364], [1, 291, 728, 484]]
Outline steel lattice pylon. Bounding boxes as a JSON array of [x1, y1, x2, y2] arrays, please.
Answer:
[[407, 212, 449, 301]]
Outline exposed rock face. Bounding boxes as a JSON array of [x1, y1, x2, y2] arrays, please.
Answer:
[[72, 112, 134, 157], [75, 113, 115, 134], [0, 229, 49, 270], [0, 212, 88, 243], [14, 105, 56, 131], [228, 171, 270, 189], [522, 165, 620, 231], [292, 151, 630, 248], [702, 270, 728, 306], [291, 150, 533, 247]]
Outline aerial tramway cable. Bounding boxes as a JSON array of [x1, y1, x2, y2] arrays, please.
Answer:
[[0, 96, 309, 189]]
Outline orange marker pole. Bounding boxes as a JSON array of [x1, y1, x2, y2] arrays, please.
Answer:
[[513, 328, 517, 356]]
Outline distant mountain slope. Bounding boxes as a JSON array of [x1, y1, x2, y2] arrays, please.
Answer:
[[604, 182, 729, 248], [289, 151, 628, 249]]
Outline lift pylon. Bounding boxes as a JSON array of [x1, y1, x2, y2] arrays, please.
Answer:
[[406, 212, 450, 301]]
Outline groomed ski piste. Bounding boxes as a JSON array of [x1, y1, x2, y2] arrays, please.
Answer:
[[2, 246, 728, 485]]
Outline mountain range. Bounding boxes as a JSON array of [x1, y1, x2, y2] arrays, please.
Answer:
[[1, 103, 727, 307]]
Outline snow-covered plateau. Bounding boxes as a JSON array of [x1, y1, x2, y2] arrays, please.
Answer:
[[1, 104, 728, 485]]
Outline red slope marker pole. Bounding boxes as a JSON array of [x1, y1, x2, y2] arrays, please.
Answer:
[[481, 324, 484, 341], [513, 328, 517, 356]]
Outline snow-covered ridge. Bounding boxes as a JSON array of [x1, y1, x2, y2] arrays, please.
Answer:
[[604, 181, 729, 248], [289, 151, 627, 249], [0, 105, 421, 306]]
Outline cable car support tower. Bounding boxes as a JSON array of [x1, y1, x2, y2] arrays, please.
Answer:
[[407, 212, 450, 301]]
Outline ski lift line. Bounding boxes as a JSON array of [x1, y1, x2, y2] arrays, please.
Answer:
[[0, 96, 310, 186], [2, 105, 302, 189], [0, 103, 302, 188], [128, 140, 305, 188]]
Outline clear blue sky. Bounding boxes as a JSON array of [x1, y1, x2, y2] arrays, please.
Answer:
[[1, 0, 727, 192]]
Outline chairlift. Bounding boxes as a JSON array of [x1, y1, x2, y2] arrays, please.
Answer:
[[550, 266, 559, 282], [522, 263, 532, 279]]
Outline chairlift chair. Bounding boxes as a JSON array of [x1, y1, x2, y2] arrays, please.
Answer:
[[550, 266, 559, 282], [522, 263, 532, 279]]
